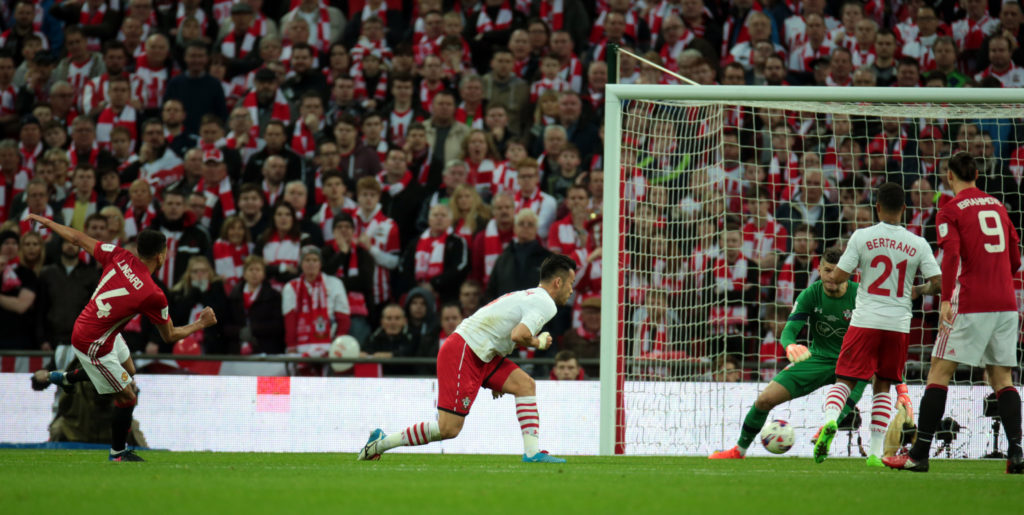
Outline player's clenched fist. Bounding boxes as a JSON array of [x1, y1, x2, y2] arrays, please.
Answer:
[[199, 307, 218, 328], [536, 332, 552, 350], [786, 344, 810, 363]]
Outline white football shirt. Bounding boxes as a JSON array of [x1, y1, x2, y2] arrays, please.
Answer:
[[456, 287, 558, 362], [837, 222, 941, 333]]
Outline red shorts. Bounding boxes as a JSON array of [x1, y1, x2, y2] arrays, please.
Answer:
[[835, 326, 909, 382], [436, 333, 519, 416]]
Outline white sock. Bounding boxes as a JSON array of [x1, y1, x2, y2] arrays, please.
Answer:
[[737, 444, 748, 457], [869, 392, 893, 457], [516, 396, 541, 456], [823, 383, 852, 424], [378, 421, 440, 453]]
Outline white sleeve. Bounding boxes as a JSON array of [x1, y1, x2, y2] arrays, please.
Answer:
[[519, 297, 556, 335], [328, 276, 350, 316], [918, 237, 942, 278], [281, 282, 296, 316], [837, 231, 860, 274]]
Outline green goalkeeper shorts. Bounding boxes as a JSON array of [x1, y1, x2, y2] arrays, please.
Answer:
[[772, 354, 852, 399]]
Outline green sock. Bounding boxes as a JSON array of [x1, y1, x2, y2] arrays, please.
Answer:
[[737, 405, 770, 455], [838, 381, 869, 422]]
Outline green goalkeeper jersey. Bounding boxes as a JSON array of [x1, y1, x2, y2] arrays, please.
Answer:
[[780, 280, 858, 360]]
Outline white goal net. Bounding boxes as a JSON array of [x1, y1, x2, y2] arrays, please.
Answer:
[[599, 85, 1024, 457]]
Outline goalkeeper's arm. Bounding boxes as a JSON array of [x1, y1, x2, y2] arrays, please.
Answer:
[[780, 314, 811, 362]]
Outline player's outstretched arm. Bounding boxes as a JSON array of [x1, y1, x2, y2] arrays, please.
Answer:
[[27, 214, 100, 257], [911, 274, 941, 300], [157, 307, 218, 344]]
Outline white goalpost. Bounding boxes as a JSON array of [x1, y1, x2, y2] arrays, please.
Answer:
[[600, 84, 1024, 457]]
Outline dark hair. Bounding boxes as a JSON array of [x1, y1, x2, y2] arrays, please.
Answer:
[[439, 301, 461, 314], [84, 213, 107, 228], [102, 40, 128, 56], [200, 113, 224, 129], [391, 73, 415, 86], [876, 182, 905, 213], [291, 42, 313, 56], [334, 112, 357, 129], [137, 229, 167, 259], [897, 56, 919, 69], [555, 350, 578, 363], [185, 41, 209, 54], [299, 90, 323, 107], [947, 151, 979, 182], [539, 254, 577, 282], [261, 202, 302, 241], [265, 119, 287, 133], [822, 247, 843, 265], [238, 182, 263, 198], [162, 188, 187, 201], [321, 170, 345, 185]]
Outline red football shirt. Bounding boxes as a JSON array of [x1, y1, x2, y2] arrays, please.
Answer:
[[71, 241, 170, 356], [936, 187, 1022, 313]]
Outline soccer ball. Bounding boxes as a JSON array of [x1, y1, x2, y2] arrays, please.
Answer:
[[760, 420, 795, 454]]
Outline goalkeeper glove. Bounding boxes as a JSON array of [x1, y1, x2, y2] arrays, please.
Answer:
[[896, 383, 914, 420], [537, 332, 552, 351], [785, 344, 810, 363]]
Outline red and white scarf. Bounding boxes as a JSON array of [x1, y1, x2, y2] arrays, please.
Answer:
[[419, 80, 445, 112], [18, 204, 54, 238], [0, 84, 15, 117], [387, 108, 422, 148], [466, 158, 497, 190], [212, 0, 233, 24], [213, 239, 251, 292], [243, 89, 291, 127], [637, 314, 669, 353], [0, 169, 27, 221], [515, 188, 542, 213], [262, 232, 302, 270], [477, 1, 513, 32], [263, 180, 285, 207], [1, 263, 22, 293], [197, 176, 237, 227], [482, 219, 511, 284], [352, 63, 388, 102], [455, 102, 484, 130], [18, 142, 43, 171], [176, 4, 208, 34], [350, 37, 393, 66], [61, 189, 98, 227], [291, 119, 323, 159], [221, 29, 257, 59], [123, 202, 157, 239], [68, 142, 100, 168], [329, 240, 369, 316], [491, 160, 519, 195], [378, 170, 413, 197], [539, 0, 564, 31], [414, 228, 450, 281], [67, 57, 97, 103], [292, 274, 332, 348], [361, 2, 388, 24], [78, 2, 107, 52], [96, 105, 138, 151], [132, 56, 173, 109]]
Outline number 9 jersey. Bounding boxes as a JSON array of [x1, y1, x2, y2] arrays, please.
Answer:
[[936, 188, 1022, 313], [71, 241, 170, 357], [838, 222, 941, 333]]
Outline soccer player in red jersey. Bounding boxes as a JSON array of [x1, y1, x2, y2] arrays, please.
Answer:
[[30, 214, 218, 462], [885, 153, 1023, 474]]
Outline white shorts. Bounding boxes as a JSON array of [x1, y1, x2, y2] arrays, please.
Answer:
[[72, 334, 132, 395], [934, 311, 1019, 367]]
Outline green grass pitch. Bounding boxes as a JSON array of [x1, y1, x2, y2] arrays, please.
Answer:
[[1, 450, 1021, 514]]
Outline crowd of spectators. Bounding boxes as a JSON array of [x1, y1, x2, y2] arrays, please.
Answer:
[[1, 0, 1023, 381]]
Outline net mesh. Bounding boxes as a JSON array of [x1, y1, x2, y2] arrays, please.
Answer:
[[613, 97, 1024, 457]]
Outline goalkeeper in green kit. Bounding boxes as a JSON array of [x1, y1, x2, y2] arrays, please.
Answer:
[[710, 247, 910, 462]]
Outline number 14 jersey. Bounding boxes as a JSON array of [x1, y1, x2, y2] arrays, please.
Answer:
[[71, 242, 170, 356], [936, 187, 1021, 314], [838, 222, 940, 333]]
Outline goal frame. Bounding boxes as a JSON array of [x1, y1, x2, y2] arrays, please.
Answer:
[[599, 85, 1024, 456]]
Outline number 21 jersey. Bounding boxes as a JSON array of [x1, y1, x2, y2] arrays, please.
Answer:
[[71, 242, 170, 356], [838, 222, 940, 333], [936, 188, 1021, 313]]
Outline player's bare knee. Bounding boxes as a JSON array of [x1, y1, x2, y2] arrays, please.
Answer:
[[987, 366, 1014, 391], [753, 395, 775, 412], [515, 375, 536, 396], [438, 419, 463, 440]]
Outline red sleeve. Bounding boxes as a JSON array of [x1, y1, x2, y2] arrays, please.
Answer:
[[335, 313, 351, 336], [1007, 211, 1021, 274], [386, 223, 400, 253], [141, 289, 170, 326], [936, 208, 960, 302], [284, 310, 297, 348], [469, 232, 485, 283], [92, 241, 118, 267]]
